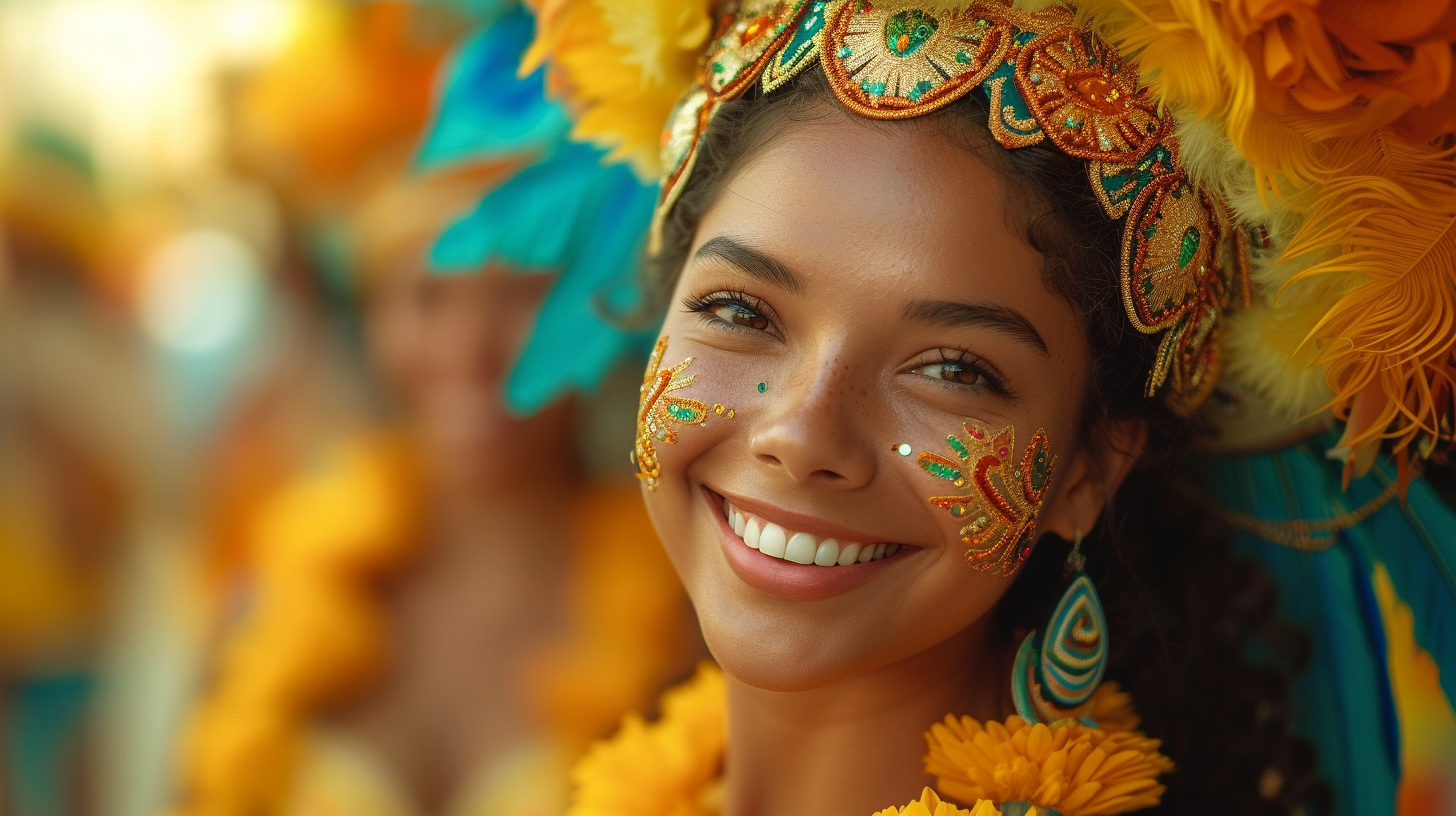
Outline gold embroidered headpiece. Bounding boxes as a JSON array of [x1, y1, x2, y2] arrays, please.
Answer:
[[647, 0, 1237, 414]]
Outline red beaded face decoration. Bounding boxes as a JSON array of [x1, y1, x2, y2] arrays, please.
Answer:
[[917, 419, 1055, 575], [655, 0, 1240, 416]]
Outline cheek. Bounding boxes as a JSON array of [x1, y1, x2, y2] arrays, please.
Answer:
[[633, 335, 762, 551], [907, 416, 1061, 576]]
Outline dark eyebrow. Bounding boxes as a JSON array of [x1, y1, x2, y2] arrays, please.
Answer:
[[901, 299, 1050, 355], [693, 236, 806, 295]]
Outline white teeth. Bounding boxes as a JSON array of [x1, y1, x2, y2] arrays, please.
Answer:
[[722, 499, 904, 567], [785, 532, 818, 564], [744, 518, 762, 550], [758, 522, 789, 558], [813, 539, 840, 566]]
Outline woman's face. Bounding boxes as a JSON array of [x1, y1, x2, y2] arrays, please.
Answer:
[[366, 248, 564, 487], [644, 110, 1105, 691]]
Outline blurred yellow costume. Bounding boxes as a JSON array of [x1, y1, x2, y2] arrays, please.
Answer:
[[175, 434, 692, 816]]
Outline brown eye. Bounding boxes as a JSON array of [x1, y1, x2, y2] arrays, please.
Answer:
[[709, 302, 769, 330], [909, 361, 986, 387]]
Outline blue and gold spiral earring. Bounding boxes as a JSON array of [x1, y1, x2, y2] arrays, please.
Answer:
[[1010, 528, 1109, 725]]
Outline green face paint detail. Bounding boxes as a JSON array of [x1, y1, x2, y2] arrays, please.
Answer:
[[947, 435, 971, 460], [885, 9, 938, 57], [920, 460, 962, 482], [1178, 226, 1201, 268], [1031, 449, 1049, 493], [756, 382, 767, 393]]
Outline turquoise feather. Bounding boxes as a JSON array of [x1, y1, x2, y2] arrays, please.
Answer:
[[414, 4, 657, 415], [1191, 432, 1456, 816]]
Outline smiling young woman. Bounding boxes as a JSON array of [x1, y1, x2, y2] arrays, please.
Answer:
[[520, 1, 1456, 815], [620, 64, 1258, 814]]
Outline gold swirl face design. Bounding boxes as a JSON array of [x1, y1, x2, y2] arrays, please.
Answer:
[[633, 336, 735, 490], [916, 418, 1055, 575]]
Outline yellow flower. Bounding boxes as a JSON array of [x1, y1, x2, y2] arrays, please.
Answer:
[[872, 787, 986, 816], [1077, 0, 1456, 185], [569, 662, 727, 816], [1083, 681, 1141, 735], [1223, 0, 1456, 142], [524, 0, 714, 179], [923, 711, 1174, 816]]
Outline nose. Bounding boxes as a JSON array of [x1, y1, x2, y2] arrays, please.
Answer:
[[749, 350, 877, 489]]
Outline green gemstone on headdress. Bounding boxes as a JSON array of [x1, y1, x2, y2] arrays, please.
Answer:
[[862, 80, 886, 97], [885, 9, 937, 58], [907, 81, 933, 103], [1178, 226, 1201, 268], [838, 46, 852, 58], [956, 49, 972, 64]]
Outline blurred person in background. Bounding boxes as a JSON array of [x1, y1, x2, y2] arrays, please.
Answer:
[[161, 3, 700, 815]]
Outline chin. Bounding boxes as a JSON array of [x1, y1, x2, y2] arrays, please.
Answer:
[[697, 608, 883, 693]]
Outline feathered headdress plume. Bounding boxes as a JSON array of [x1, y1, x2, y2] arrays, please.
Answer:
[[527, 0, 1456, 483], [1073, 0, 1456, 483]]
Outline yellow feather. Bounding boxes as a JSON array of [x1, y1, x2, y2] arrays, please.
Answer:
[[1277, 134, 1456, 462], [1221, 305, 1334, 420]]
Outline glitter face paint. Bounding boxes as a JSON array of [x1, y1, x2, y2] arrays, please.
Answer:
[[633, 336, 736, 489], [916, 418, 1055, 575]]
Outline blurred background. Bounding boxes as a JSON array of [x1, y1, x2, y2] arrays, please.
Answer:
[[0, 2, 696, 814]]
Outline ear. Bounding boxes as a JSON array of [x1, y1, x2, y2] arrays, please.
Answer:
[[1040, 417, 1147, 540]]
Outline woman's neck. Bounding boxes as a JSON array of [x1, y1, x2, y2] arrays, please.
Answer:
[[723, 617, 1007, 816]]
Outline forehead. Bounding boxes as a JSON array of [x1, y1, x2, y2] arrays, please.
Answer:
[[693, 111, 1079, 345]]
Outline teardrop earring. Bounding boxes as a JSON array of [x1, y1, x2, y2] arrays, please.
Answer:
[[1010, 528, 1109, 725]]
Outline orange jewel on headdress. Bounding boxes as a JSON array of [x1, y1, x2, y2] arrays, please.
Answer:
[[1015, 27, 1168, 162], [702, 0, 803, 97]]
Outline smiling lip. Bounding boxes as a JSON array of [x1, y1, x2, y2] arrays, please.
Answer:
[[704, 487, 915, 602]]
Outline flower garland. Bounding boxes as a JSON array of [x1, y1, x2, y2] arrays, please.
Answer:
[[568, 664, 1171, 816]]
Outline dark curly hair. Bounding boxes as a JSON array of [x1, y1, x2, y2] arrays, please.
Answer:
[[647, 67, 1329, 816]]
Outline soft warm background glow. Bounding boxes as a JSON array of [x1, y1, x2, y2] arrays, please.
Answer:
[[0, 3, 467, 814]]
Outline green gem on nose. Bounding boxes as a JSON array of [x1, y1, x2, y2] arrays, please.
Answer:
[[885, 9, 938, 57], [1178, 226, 1201, 268]]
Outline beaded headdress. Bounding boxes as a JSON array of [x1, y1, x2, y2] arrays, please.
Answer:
[[524, 0, 1456, 481], [656, 0, 1235, 414]]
